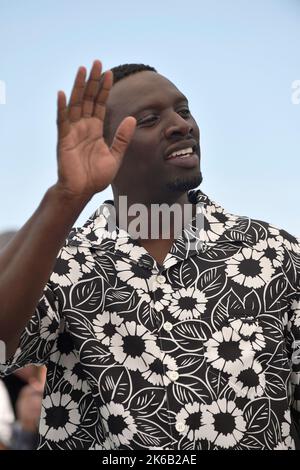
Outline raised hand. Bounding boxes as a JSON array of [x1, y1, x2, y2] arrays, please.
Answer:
[[56, 60, 136, 201]]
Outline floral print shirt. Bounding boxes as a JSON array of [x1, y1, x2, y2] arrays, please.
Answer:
[[0, 190, 299, 450]]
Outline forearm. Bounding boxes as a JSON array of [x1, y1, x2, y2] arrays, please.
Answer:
[[0, 184, 91, 357]]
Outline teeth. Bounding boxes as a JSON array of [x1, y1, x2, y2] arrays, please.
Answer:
[[168, 147, 193, 158]]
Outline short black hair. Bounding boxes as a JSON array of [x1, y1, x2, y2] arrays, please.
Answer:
[[110, 63, 157, 83], [103, 63, 157, 142]]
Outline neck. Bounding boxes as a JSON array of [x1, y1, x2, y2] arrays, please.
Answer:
[[112, 189, 196, 240]]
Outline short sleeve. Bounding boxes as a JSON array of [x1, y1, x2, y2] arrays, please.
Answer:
[[0, 380, 14, 446], [0, 282, 61, 376], [284, 235, 300, 436]]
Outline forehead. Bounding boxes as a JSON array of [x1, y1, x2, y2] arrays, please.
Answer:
[[106, 71, 187, 117]]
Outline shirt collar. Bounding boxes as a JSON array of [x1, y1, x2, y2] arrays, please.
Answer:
[[66, 190, 253, 253]]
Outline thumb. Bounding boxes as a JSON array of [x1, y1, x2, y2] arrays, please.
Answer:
[[110, 116, 136, 164]]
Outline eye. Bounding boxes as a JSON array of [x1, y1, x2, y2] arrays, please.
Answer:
[[139, 116, 158, 125], [179, 108, 191, 117]]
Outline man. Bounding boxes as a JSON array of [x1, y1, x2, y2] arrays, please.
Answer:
[[0, 60, 299, 450]]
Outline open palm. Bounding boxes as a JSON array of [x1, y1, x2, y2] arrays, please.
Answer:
[[56, 60, 136, 200]]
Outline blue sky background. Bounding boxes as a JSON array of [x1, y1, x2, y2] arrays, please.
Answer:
[[0, 0, 299, 235]]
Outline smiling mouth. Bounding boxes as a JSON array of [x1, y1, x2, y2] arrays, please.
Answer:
[[165, 146, 192, 160], [165, 151, 199, 169]]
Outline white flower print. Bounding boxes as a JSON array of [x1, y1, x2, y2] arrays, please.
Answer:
[[40, 392, 80, 442], [116, 259, 156, 302], [51, 248, 82, 286], [268, 225, 280, 237], [198, 399, 246, 449], [197, 209, 226, 243], [71, 246, 95, 274], [93, 206, 118, 241], [40, 312, 59, 342], [64, 355, 90, 392], [204, 326, 254, 374], [93, 311, 123, 346], [176, 402, 202, 441], [110, 321, 161, 372], [280, 410, 294, 449], [291, 299, 300, 327], [50, 333, 76, 365], [115, 236, 146, 262], [229, 318, 266, 351], [253, 238, 284, 268], [100, 402, 137, 447], [3, 188, 298, 451], [225, 248, 275, 288], [229, 358, 266, 399], [274, 442, 289, 450], [168, 287, 207, 321], [205, 204, 238, 231], [280, 235, 300, 255], [151, 282, 173, 312], [142, 352, 178, 386]]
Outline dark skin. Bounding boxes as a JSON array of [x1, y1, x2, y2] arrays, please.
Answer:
[[0, 60, 202, 355], [104, 71, 202, 264]]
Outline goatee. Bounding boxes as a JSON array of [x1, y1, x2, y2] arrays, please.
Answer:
[[166, 171, 203, 192]]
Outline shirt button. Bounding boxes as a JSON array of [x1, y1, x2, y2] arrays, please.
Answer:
[[156, 274, 166, 284], [163, 321, 173, 332], [175, 422, 186, 433], [169, 371, 179, 381], [201, 242, 208, 252]]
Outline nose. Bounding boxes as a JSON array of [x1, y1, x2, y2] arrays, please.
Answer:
[[164, 113, 193, 139]]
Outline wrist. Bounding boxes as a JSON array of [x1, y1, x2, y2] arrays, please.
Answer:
[[47, 183, 92, 211]]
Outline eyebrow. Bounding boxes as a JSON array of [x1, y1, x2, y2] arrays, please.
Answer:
[[132, 94, 189, 116]]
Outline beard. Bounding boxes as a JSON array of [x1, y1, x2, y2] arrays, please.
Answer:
[[166, 170, 203, 192]]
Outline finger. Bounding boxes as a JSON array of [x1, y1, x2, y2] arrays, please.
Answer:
[[56, 91, 70, 140], [93, 70, 113, 121], [28, 378, 44, 392], [68, 66, 87, 122], [82, 60, 103, 118], [110, 116, 137, 165]]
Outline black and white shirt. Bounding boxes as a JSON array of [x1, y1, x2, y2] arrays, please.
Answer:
[[1, 190, 299, 450]]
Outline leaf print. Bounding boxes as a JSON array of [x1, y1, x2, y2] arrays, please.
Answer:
[[244, 290, 261, 314], [80, 340, 113, 367], [79, 394, 99, 427], [211, 288, 244, 330], [129, 387, 165, 418], [176, 353, 206, 375], [264, 411, 281, 450], [179, 436, 197, 450], [249, 221, 268, 243], [70, 278, 104, 313], [259, 314, 284, 343], [66, 313, 96, 340], [196, 266, 227, 299], [3, 188, 299, 450], [205, 367, 229, 398], [98, 366, 132, 404], [172, 261, 198, 288], [173, 375, 213, 405], [94, 255, 119, 283], [172, 321, 206, 351], [138, 302, 163, 332], [265, 372, 287, 400], [156, 407, 177, 426], [105, 286, 136, 308], [239, 434, 265, 450], [244, 398, 270, 434], [283, 250, 298, 287], [204, 244, 241, 261], [133, 419, 174, 448], [263, 274, 287, 312]]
